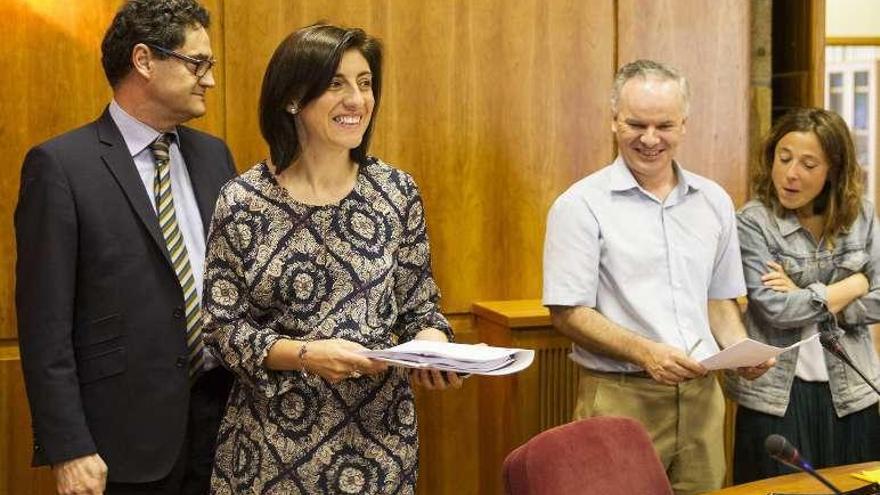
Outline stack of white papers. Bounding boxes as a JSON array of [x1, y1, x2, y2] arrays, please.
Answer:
[[360, 340, 534, 376]]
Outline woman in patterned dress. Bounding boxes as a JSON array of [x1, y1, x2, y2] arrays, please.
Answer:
[[202, 24, 461, 494]]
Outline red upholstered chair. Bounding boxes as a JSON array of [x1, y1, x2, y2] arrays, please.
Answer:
[[503, 416, 673, 495]]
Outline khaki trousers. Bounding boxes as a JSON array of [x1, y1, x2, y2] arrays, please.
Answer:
[[574, 369, 726, 495]]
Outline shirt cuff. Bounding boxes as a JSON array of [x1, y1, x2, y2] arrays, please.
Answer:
[[806, 282, 829, 310]]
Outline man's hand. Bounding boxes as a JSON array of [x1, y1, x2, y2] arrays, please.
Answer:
[[736, 357, 775, 380], [52, 453, 107, 495], [639, 341, 707, 385]]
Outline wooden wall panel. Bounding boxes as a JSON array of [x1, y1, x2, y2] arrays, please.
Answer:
[[751, 0, 773, 188], [772, 0, 826, 115], [412, 315, 480, 495], [618, 0, 752, 205], [223, 0, 617, 313], [0, 1, 116, 340], [0, 355, 54, 495]]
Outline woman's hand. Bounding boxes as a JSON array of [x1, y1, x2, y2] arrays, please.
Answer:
[[303, 338, 388, 383], [762, 261, 799, 292], [411, 368, 464, 390], [736, 357, 775, 380], [409, 327, 464, 390]]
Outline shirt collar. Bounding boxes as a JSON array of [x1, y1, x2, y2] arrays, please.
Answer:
[[608, 155, 698, 197], [772, 207, 850, 237], [108, 99, 180, 157], [772, 209, 803, 237]]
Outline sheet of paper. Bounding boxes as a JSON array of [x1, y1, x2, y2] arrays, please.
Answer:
[[359, 340, 535, 376], [699, 333, 819, 370], [852, 468, 880, 483]]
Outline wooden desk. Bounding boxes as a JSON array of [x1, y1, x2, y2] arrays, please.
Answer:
[[473, 299, 578, 495], [703, 462, 880, 494]]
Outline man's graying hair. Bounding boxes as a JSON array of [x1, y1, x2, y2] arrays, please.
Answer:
[[611, 59, 690, 117]]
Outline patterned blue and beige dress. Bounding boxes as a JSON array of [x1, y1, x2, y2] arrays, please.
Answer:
[[202, 157, 452, 494]]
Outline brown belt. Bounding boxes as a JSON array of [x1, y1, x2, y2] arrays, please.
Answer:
[[583, 368, 653, 380]]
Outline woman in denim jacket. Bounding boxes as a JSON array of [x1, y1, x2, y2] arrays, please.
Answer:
[[727, 108, 880, 482]]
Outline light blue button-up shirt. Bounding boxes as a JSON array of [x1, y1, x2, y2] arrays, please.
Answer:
[[108, 100, 217, 370], [543, 156, 746, 372]]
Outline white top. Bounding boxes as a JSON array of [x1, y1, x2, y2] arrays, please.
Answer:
[[796, 324, 829, 381]]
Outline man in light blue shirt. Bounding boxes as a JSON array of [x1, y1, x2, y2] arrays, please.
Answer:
[[543, 59, 770, 495]]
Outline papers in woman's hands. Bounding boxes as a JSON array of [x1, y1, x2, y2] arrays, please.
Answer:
[[360, 341, 535, 376], [699, 333, 820, 370]]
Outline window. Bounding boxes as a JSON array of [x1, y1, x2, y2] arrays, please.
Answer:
[[825, 60, 879, 203]]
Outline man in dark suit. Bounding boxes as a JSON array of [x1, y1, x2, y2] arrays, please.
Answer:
[[15, 1, 235, 494]]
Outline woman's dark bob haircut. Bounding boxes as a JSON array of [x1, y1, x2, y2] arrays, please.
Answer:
[[259, 23, 382, 174]]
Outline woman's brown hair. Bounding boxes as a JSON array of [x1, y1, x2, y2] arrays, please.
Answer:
[[752, 107, 863, 243]]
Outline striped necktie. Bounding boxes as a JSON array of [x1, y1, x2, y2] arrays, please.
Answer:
[[149, 133, 204, 378]]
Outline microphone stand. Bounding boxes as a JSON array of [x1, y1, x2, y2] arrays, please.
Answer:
[[819, 330, 880, 397], [800, 463, 844, 495], [766, 434, 844, 495]]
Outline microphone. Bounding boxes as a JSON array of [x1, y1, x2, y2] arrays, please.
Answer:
[[765, 434, 842, 494], [819, 331, 880, 397]]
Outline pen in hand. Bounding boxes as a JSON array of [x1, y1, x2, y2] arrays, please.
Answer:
[[686, 338, 703, 357]]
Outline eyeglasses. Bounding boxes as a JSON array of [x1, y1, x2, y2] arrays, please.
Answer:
[[146, 43, 215, 78]]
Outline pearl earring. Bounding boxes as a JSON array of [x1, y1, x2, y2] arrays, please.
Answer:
[[286, 102, 300, 115]]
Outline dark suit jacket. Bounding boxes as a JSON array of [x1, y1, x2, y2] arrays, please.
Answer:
[[15, 108, 236, 483]]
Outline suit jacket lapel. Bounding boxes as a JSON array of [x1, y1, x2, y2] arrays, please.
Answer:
[[96, 110, 174, 267], [178, 127, 217, 235]]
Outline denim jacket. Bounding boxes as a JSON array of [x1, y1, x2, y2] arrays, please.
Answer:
[[724, 199, 880, 417]]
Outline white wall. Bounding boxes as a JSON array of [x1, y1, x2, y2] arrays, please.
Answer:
[[827, 0, 880, 38]]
